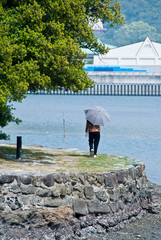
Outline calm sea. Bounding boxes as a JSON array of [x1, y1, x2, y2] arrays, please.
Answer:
[[2, 94, 161, 185]]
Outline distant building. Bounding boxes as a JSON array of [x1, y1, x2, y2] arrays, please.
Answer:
[[94, 37, 161, 72], [84, 37, 161, 84], [90, 19, 107, 31]]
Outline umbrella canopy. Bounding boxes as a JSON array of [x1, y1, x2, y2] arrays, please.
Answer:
[[84, 106, 110, 126]]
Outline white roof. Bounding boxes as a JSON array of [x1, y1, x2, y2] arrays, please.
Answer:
[[101, 37, 161, 58]]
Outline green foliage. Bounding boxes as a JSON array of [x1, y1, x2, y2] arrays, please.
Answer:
[[98, 0, 161, 46], [113, 21, 160, 46], [0, 0, 124, 98], [0, 104, 21, 140], [119, 0, 161, 32], [0, 0, 124, 139]]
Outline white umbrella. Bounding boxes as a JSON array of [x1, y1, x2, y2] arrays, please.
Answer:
[[84, 106, 110, 126]]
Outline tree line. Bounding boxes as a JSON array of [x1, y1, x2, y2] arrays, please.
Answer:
[[95, 0, 161, 46]]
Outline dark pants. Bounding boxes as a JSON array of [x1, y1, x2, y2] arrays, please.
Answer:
[[89, 132, 100, 155]]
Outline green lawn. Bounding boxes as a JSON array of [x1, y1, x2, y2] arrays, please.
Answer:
[[0, 145, 140, 173]]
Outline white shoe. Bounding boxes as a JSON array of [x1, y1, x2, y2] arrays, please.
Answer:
[[90, 149, 94, 157], [93, 155, 97, 158]]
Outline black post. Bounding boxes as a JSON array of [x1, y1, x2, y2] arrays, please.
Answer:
[[16, 136, 22, 159]]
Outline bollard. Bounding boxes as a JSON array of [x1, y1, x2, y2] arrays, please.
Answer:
[[16, 136, 22, 159]]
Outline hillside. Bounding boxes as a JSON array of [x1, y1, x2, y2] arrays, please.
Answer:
[[94, 0, 161, 47]]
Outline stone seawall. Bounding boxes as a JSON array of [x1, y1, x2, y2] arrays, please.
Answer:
[[0, 161, 155, 239]]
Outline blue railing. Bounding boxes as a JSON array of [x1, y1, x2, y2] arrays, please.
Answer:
[[84, 65, 147, 72]]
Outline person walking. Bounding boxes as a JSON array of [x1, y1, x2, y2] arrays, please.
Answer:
[[85, 120, 100, 158]]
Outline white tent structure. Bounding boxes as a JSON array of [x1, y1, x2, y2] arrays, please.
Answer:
[[94, 37, 161, 72], [89, 19, 107, 31]]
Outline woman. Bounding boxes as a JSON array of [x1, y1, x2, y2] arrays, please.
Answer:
[[85, 120, 100, 158]]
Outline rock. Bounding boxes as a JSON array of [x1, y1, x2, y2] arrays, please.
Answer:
[[148, 204, 160, 214], [43, 174, 55, 187], [97, 218, 109, 228], [51, 185, 61, 197], [135, 166, 143, 178], [0, 174, 15, 184], [0, 195, 5, 210], [60, 186, 67, 197], [30, 195, 43, 206], [104, 173, 118, 188], [10, 184, 21, 194], [117, 170, 128, 183], [73, 199, 88, 215], [36, 188, 51, 197], [84, 186, 94, 199], [95, 189, 108, 202], [88, 201, 111, 214], [53, 173, 63, 183], [20, 185, 36, 194], [44, 197, 67, 207], [19, 174, 33, 185], [109, 202, 119, 213]]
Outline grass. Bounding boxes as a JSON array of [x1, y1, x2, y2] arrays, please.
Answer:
[[77, 154, 132, 172], [0, 146, 17, 156], [0, 146, 55, 161], [0, 145, 138, 173]]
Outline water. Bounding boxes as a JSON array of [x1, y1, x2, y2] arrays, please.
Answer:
[[2, 95, 161, 185]]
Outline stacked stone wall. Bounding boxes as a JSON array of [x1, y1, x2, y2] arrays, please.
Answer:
[[0, 162, 153, 234]]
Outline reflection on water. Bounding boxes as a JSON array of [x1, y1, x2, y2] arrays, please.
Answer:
[[2, 95, 161, 185]]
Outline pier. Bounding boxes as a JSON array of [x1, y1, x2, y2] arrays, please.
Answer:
[[27, 83, 161, 96]]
